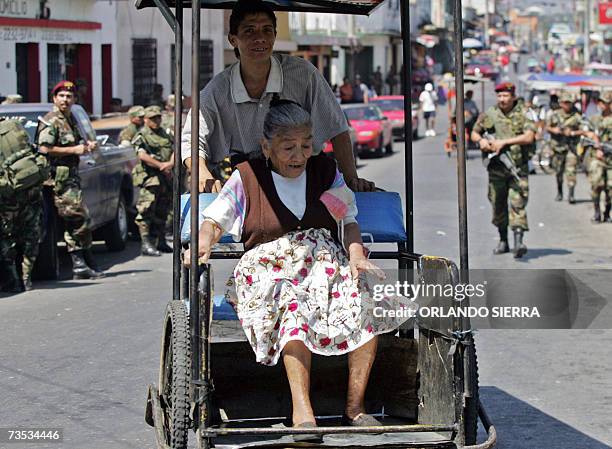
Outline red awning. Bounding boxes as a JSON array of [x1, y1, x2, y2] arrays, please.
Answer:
[[0, 17, 101, 30]]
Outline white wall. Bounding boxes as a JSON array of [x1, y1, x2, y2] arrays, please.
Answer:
[[0, 41, 17, 96]]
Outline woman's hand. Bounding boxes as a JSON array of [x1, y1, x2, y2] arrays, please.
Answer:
[[182, 220, 217, 267], [349, 254, 386, 281]]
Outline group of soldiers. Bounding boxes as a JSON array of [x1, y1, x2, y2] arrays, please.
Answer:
[[471, 82, 612, 260], [546, 91, 612, 223], [119, 100, 176, 257], [1, 80, 104, 293], [0, 81, 178, 293]]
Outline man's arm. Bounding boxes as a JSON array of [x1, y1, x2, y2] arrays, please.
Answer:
[[330, 131, 375, 192], [181, 108, 222, 192], [39, 143, 87, 157]]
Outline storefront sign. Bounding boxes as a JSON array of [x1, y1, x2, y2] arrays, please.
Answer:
[[600, 2, 612, 25], [1, 26, 73, 41], [0, 0, 28, 16]]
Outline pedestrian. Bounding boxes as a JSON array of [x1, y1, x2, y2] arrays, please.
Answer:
[[352, 74, 369, 104], [119, 105, 145, 146], [0, 118, 48, 292], [586, 91, 612, 222], [464, 89, 479, 139], [510, 52, 520, 73], [132, 106, 175, 256], [371, 66, 383, 98], [180, 0, 375, 193], [547, 56, 556, 74], [339, 77, 353, 104], [385, 66, 397, 95], [471, 82, 536, 259], [37, 81, 105, 279], [546, 91, 588, 204], [419, 83, 438, 137]]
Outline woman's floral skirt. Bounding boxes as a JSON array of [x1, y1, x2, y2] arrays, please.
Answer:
[[231, 228, 415, 365]]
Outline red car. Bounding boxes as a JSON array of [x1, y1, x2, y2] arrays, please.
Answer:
[[341, 103, 393, 157], [465, 56, 499, 80], [322, 112, 358, 159], [370, 95, 420, 141]]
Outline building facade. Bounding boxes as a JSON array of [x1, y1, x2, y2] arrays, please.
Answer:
[[0, 0, 225, 115]]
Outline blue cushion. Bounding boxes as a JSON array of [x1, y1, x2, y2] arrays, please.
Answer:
[[180, 191, 407, 245], [355, 192, 408, 243], [212, 295, 239, 320]]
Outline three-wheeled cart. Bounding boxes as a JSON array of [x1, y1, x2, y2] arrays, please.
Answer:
[[135, 1, 498, 448]]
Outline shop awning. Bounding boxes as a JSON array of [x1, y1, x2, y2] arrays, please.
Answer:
[[134, 0, 385, 15]]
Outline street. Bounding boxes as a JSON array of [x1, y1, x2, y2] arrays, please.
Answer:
[[1, 84, 612, 449]]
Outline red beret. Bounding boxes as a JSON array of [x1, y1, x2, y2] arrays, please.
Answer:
[[51, 80, 76, 96], [494, 82, 516, 94]]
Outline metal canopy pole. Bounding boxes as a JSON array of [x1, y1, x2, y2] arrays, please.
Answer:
[[189, 0, 202, 433], [400, 0, 413, 255], [173, 0, 183, 300], [453, 0, 469, 278]]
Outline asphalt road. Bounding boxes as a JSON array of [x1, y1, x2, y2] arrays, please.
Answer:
[[1, 81, 611, 449]]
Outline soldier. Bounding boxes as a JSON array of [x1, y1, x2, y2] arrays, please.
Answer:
[[0, 118, 48, 292], [588, 91, 612, 222], [37, 80, 105, 279], [161, 95, 176, 138], [472, 82, 536, 259], [119, 106, 145, 145], [546, 92, 588, 204], [132, 105, 175, 256]]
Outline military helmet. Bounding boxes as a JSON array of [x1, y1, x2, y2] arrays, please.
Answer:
[[144, 105, 162, 118], [558, 91, 574, 103], [598, 91, 612, 104], [128, 105, 145, 118]]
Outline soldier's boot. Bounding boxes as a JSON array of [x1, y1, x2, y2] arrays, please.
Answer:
[[603, 203, 611, 223], [83, 249, 106, 278], [156, 237, 173, 254], [555, 181, 563, 201], [513, 229, 528, 259], [493, 227, 510, 255], [568, 186, 576, 204], [70, 250, 103, 280], [592, 201, 602, 223], [141, 236, 162, 257], [1, 263, 24, 293]]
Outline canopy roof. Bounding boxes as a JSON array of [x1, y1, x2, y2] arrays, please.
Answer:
[[134, 0, 384, 15]]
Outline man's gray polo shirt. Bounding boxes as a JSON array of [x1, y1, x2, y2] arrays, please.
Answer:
[[181, 54, 349, 164]]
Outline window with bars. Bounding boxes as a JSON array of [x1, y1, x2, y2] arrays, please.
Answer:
[[133, 39, 157, 106], [170, 40, 214, 95]]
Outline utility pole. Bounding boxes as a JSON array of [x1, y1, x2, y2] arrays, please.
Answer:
[[484, 0, 489, 47], [584, 0, 591, 64]]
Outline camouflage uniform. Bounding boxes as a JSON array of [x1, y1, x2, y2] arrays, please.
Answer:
[[473, 101, 536, 233], [0, 119, 47, 291], [589, 107, 612, 221], [547, 101, 583, 198], [37, 106, 93, 253], [132, 109, 174, 249], [119, 106, 144, 144]]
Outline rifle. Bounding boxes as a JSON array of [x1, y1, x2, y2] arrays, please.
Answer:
[[581, 137, 612, 156], [482, 132, 522, 183]]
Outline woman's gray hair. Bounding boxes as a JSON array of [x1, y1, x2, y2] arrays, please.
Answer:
[[263, 99, 312, 139]]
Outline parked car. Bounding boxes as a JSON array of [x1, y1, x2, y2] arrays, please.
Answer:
[[0, 103, 138, 280], [370, 95, 420, 141], [465, 56, 499, 80], [341, 104, 393, 157], [322, 112, 358, 160], [91, 114, 132, 145]]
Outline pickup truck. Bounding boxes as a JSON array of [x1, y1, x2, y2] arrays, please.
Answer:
[[0, 103, 138, 280]]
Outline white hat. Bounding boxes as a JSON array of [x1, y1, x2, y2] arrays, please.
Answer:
[[425, 83, 433, 92]]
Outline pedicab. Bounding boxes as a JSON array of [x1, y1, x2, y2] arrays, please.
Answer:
[[135, 0, 498, 448]]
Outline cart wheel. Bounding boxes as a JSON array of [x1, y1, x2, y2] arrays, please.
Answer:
[[463, 343, 479, 445], [159, 300, 191, 449]]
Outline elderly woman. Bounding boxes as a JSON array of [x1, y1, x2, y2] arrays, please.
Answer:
[[185, 98, 411, 441]]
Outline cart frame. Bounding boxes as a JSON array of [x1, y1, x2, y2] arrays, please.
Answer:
[[135, 1, 497, 448]]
